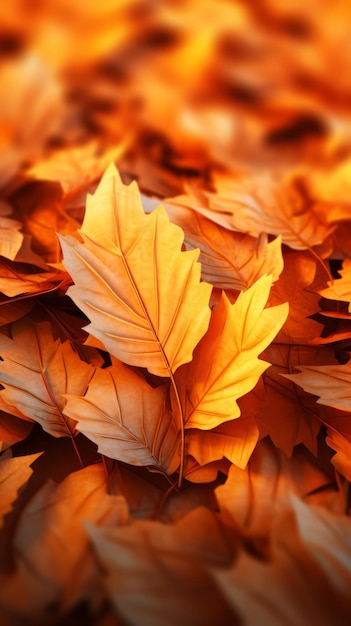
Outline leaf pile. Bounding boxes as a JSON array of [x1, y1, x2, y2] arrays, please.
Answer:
[[1, 1, 351, 625]]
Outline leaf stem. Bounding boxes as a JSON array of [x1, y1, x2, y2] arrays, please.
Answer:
[[169, 369, 185, 488]]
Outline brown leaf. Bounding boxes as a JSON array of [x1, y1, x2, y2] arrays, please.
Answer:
[[215, 439, 341, 543]]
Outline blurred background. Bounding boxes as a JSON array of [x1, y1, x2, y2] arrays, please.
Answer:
[[1, 0, 351, 218]]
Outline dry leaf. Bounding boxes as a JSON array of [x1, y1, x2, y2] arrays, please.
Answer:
[[211, 498, 351, 626], [0, 411, 33, 451], [165, 203, 283, 290], [285, 361, 351, 413], [174, 275, 288, 430], [186, 413, 259, 469], [215, 438, 341, 543], [0, 319, 95, 441], [256, 344, 337, 456], [319, 258, 351, 310], [0, 453, 41, 527], [325, 429, 351, 481], [86, 507, 236, 626], [64, 357, 180, 475], [59, 164, 212, 377], [0, 258, 67, 298], [0, 464, 129, 622], [268, 250, 323, 344]]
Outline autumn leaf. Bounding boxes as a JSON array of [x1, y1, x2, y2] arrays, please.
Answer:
[[268, 250, 324, 344], [186, 413, 259, 469], [255, 344, 339, 456], [0, 200, 23, 261], [0, 453, 41, 527], [325, 429, 351, 481], [319, 258, 351, 310], [59, 163, 212, 377], [285, 361, 351, 413], [0, 411, 33, 451], [211, 498, 351, 626], [169, 171, 334, 251], [215, 438, 338, 542], [86, 506, 235, 626], [11, 180, 80, 264], [164, 203, 283, 291], [64, 357, 180, 475], [0, 257, 68, 298], [0, 464, 129, 622], [174, 275, 288, 430], [0, 319, 95, 443], [27, 140, 129, 200]]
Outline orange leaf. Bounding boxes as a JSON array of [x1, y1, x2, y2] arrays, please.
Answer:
[[174, 275, 288, 430], [64, 357, 180, 475], [165, 203, 283, 290], [285, 361, 351, 413], [0, 410, 34, 451], [186, 413, 259, 469], [59, 164, 212, 377], [0, 453, 41, 527], [86, 506, 234, 626], [0, 464, 128, 622], [0, 319, 94, 439], [319, 258, 351, 310]]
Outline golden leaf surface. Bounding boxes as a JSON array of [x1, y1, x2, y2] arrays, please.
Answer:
[[59, 164, 212, 377], [174, 275, 288, 430]]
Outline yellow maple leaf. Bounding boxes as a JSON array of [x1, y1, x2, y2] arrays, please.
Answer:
[[59, 164, 212, 378]]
